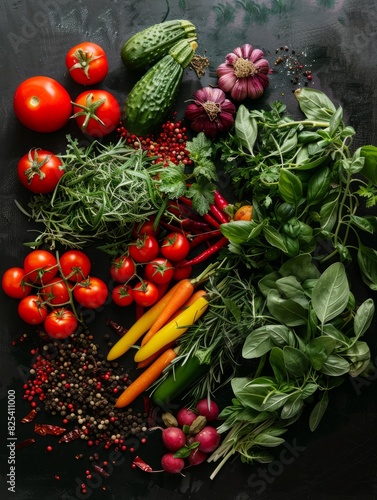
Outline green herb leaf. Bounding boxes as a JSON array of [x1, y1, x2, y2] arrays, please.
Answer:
[[283, 346, 310, 378], [278, 169, 303, 206], [242, 326, 275, 359], [235, 104, 258, 154], [357, 245, 377, 290], [309, 391, 329, 431], [353, 298, 375, 338], [294, 87, 335, 122], [266, 289, 308, 326], [306, 337, 337, 370]]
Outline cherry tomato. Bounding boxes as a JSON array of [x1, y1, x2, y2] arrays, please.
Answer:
[[13, 76, 72, 133], [17, 148, 64, 194], [73, 276, 108, 309], [110, 255, 136, 283], [161, 232, 190, 262], [111, 284, 134, 307], [144, 258, 174, 285], [2, 267, 32, 299], [133, 280, 159, 307], [44, 308, 78, 339], [40, 277, 71, 306], [18, 295, 48, 325], [23, 250, 58, 284], [172, 260, 193, 281], [132, 216, 160, 238], [59, 250, 91, 282], [72, 90, 121, 138], [65, 42, 108, 85], [129, 235, 159, 263]]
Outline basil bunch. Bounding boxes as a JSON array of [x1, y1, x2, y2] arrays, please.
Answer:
[[220, 88, 377, 290]]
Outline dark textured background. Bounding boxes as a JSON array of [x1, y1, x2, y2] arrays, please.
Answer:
[[1, 1, 377, 499]]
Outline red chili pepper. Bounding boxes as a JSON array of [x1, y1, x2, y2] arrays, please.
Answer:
[[59, 428, 82, 443], [209, 203, 230, 224], [16, 438, 36, 450], [34, 424, 66, 436], [93, 464, 110, 477], [202, 212, 221, 229], [189, 229, 222, 249], [21, 408, 38, 423], [133, 456, 154, 472], [180, 218, 212, 232], [214, 190, 230, 211], [181, 237, 229, 266], [106, 319, 128, 336]]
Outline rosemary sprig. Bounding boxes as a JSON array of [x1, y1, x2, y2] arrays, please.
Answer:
[[18, 136, 165, 254]]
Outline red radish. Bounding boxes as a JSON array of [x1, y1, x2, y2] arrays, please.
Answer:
[[161, 453, 185, 474], [195, 426, 221, 453], [176, 407, 197, 427], [188, 448, 208, 466], [196, 398, 220, 421], [162, 427, 186, 452]]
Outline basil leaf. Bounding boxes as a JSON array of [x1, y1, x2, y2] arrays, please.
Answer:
[[242, 327, 275, 359], [280, 393, 304, 420], [353, 298, 375, 338], [278, 168, 303, 205], [283, 346, 310, 378], [261, 392, 294, 412], [312, 262, 350, 324], [263, 225, 288, 252], [279, 253, 320, 281], [306, 337, 337, 370], [329, 106, 343, 137], [320, 194, 339, 232], [321, 323, 350, 348], [350, 215, 375, 234], [220, 220, 264, 244], [307, 167, 332, 206], [294, 87, 335, 122], [309, 391, 329, 431], [252, 432, 286, 447], [357, 245, 377, 290], [301, 382, 318, 399], [269, 347, 287, 383], [267, 289, 309, 326], [235, 104, 258, 154]]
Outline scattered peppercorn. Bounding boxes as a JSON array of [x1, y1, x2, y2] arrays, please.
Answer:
[[274, 46, 313, 87]]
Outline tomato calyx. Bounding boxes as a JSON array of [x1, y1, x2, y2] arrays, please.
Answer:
[[23, 148, 52, 183], [69, 48, 104, 78], [71, 93, 106, 130]]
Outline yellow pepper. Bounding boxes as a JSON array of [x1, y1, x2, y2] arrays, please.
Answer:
[[134, 295, 209, 363], [107, 281, 184, 361]]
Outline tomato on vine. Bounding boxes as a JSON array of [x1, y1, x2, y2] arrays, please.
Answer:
[[13, 76, 72, 133], [144, 258, 174, 285], [23, 250, 58, 284], [59, 250, 91, 282], [65, 42, 108, 85], [132, 216, 160, 238], [2, 267, 32, 299], [110, 255, 136, 283], [112, 284, 134, 307], [128, 234, 159, 263], [17, 149, 64, 194], [73, 276, 108, 309], [133, 280, 159, 307], [18, 295, 48, 325], [40, 277, 71, 306], [72, 90, 121, 138], [161, 232, 190, 262], [44, 308, 78, 339]]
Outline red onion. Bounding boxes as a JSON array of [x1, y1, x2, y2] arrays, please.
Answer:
[[217, 43, 271, 101], [185, 87, 236, 137]]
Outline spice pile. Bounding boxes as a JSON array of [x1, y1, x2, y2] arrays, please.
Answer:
[[273, 45, 313, 87], [20, 328, 149, 450]]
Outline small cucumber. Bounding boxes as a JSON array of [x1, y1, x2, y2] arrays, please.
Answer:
[[121, 19, 197, 70], [123, 38, 197, 136]]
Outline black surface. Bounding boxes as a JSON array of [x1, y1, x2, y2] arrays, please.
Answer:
[[1, 1, 377, 499]]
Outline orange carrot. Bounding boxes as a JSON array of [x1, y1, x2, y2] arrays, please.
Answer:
[[169, 289, 207, 321], [114, 348, 177, 408], [140, 279, 195, 347], [136, 341, 176, 369]]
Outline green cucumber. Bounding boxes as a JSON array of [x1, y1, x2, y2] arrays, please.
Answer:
[[121, 19, 197, 70], [123, 38, 197, 136]]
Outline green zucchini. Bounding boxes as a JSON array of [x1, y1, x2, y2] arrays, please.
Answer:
[[123, 38, 197, 136], [121, 19, 197, 70]]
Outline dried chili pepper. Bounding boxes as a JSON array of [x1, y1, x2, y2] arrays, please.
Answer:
[[21, 408, 38, 423], [16, 438, 36, 450], [59, 428, 82, 443], [34, 423, 66, 436], [132, 456, 154, 472], [106, 319, 128, 336], [93, 464, 110, 477]]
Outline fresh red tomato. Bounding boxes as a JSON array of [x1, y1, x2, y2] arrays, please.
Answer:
[[128, 235, 159, 263], [172, 260, 193, 281], [2, 267, 32, 299], [132, 216, 160, 238], [18, 295, 48, 325], [59, 250, 91, 282], [65, 42, 109, 85], [111, 284, 134, 307], [73, 276, 108, 309], [110, 255, 136, 283], [133, 280, 159, 307], [72, 90, 121, 138], [144, 258, 174, 285], [161, 232, 190, 262], [13, 76, 72, 133], [17, 148, 64, 194], [44, 308, 78, 339], [23, 250, 58, 284], [40, 277, 71, 306]]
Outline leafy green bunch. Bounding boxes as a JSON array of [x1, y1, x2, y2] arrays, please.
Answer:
[[218, 88, 377, 290], [207, 254, 375, 478]]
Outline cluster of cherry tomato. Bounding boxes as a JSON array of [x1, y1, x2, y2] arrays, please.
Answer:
[[1, 249, 109, 339], [14, 42, 120, 195], [110, 218, 192, 308]]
